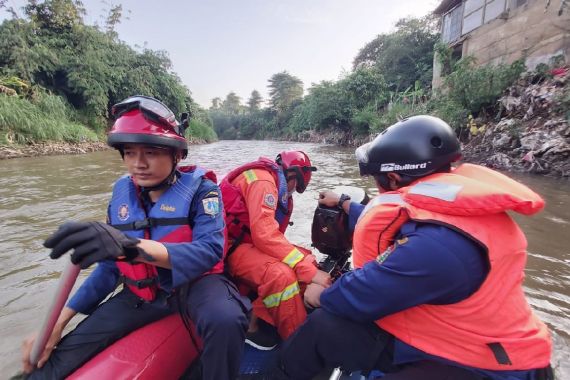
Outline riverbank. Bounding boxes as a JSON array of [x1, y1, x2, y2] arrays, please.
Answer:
[[293, 72, 570, 178], [293, 122, 569, 178], [0, 141, 110, 159], [461, 117, 570, 177], [0, 136, 215, 160]]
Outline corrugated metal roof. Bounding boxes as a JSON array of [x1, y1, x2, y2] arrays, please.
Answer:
[[434, 0, 463, 14]]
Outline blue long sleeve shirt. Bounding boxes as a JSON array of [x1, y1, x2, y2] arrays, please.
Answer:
[[323, 202, 543, 380], [321, 218, 487, 322], [68, 178, 225, 314]]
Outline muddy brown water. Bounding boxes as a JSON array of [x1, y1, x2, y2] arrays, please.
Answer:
[[0, 140, 568, 377]]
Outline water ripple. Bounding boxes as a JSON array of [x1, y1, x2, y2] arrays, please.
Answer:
[[0, 143, 568, 377]]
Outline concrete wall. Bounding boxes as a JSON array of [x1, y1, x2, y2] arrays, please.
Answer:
[[461, 0, 570, 69]]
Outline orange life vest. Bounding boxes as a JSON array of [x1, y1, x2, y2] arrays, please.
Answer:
[[352, 163, 552, 370]]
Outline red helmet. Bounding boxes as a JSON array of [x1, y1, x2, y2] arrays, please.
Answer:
[[276, 151, 317, 193], [107, 95, 188, 158]]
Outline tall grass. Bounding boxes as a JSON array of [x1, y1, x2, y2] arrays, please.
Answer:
[[0, 93, 99, 145], [186, 119, 218, 143], [442, 58, 525, 114]]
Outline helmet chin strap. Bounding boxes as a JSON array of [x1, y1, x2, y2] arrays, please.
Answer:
[[138, 153, 180, 200], [139, 167, 178, 196], [374, 174, 392, 191], [374, 173, 414, 191]]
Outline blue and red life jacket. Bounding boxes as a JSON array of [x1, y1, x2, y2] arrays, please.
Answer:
[[220, 157, 292, 246], [108, 166, 223, 301]]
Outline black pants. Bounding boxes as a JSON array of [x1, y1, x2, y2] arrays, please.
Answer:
[[275, 309, 494, 380], [30, 274, 251, 380]]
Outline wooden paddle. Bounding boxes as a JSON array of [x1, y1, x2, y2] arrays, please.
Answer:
[[29, 259, 80, 366]]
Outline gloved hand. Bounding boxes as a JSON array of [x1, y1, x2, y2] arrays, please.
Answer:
[[44, 221, 141, 269]]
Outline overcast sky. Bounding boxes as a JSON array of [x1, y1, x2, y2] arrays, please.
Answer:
[[1, 0, 440, 107]]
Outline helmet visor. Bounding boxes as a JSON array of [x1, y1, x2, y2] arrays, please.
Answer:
[[355, 143, 373, 176], [355, 143, 370, 164], [112, 96, 180, 134], [299, 165, 317, 193], [289, 165, 317, 193]]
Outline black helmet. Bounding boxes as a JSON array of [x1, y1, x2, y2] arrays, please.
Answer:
[[356, 115, 461, 177]]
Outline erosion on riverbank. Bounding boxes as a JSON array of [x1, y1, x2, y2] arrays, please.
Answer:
[[0, 141, 110, 160], [294, 72, 570, 178], [0, 136, 215, 160]]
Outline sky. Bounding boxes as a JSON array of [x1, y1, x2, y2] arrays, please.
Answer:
[[1, 0, 440, 108]]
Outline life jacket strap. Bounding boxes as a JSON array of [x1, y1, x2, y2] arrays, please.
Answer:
[[227, 218, 251, 257], [278, 201, 289, 214], [112, 217, 189, 231], [536, 365, 555, 380], [486, 342, 512, 365], [120, 275, 159, 289]]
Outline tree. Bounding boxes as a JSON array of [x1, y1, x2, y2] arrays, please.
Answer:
[[222, 92, 241, 115], [24, 0, 86, 33], [268, 71, 303, 114], [352, 35, 388, 70], [353, 15, 439, 91], [290, 80, 353, 132], [0, 0, 19, 18], [210, 97, 221, 110], [0, 1, 213, 140], [341, 68, 387, 109], [104, 3, 123, 38], [247, 90, 262, 112]]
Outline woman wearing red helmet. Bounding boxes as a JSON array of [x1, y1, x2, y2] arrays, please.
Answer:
[[220, 150, 330, 350], [22, 96, 250, 380]]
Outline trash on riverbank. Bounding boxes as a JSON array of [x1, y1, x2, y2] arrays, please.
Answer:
[[462, 68, 570, 177]]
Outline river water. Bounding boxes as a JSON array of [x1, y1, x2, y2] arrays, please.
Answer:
[[0, 140, 568, 377]]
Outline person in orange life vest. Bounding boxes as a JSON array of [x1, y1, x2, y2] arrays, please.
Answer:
[[220, 151, 332, 348], [22, 96, 250, 380], [274, 116, 553, 380]]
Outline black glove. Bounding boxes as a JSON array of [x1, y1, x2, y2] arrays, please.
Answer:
[[44, 221, 141, 269]]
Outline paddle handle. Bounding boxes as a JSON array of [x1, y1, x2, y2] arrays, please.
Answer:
[[30, 260, 80, 366]]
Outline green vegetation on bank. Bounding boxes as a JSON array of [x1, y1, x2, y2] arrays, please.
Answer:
[[0, 90, 97, 144], [208, 16, 534, 142], [0, 0, 217, 145]]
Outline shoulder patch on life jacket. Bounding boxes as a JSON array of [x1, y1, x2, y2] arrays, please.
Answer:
[[396, 237, 408, 246], [263, 193, 277, 209], [376, 246, 394, 264], [376, 237, 408, 264], [202, 197, 220, 216], [118, 204, 129, 221]]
